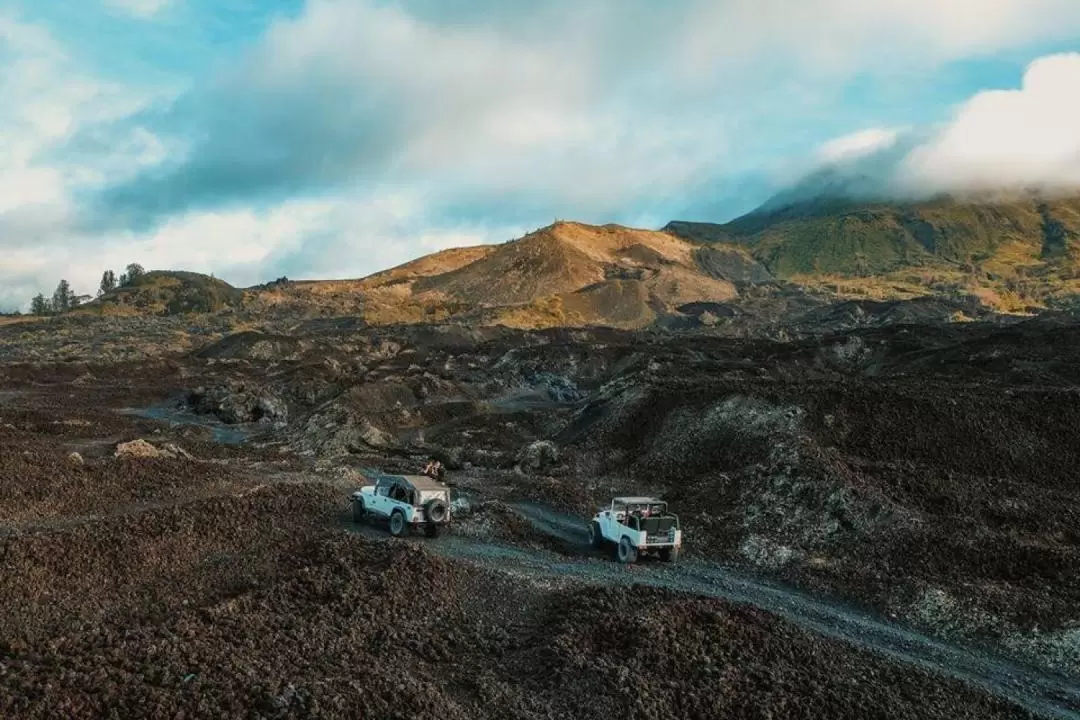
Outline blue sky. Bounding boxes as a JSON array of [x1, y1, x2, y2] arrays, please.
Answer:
[[2, 0, 1080, 309]]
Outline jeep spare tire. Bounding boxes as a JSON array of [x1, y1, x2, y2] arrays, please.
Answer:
[[424, 498, 449, 523]]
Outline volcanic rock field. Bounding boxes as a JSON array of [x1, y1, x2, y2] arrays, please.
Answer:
[[1, 314, 1079, 719]]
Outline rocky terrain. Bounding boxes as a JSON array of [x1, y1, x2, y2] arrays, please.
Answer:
[[2, 306, 1080, 719]]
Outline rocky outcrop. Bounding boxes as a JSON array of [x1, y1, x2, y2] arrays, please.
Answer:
[[114, 439, 193, 460], [518, 440, 560, 474], [186, 382, 288, 426]]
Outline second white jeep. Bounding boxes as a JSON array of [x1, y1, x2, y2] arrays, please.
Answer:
[[588, 496, 682, 563], [351, 472, 452, 538]]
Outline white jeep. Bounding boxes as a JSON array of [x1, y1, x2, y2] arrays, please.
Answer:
[[351, 473, 452, 538], [588, 496, 682, 563]]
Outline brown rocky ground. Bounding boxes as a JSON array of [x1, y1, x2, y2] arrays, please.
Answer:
[[2, 313, 1080, 717], [0, 428, 1041, 720]]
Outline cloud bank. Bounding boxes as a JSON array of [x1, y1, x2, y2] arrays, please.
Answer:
[[899, 53, 1080, 195], [5, 1, 1080, 310], [767, 52, 1080, 207]]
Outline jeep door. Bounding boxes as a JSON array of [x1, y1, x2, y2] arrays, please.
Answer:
[[372, 478, 394, 516]]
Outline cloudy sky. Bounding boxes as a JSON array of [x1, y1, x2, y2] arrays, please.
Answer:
[[2, 0, 1080, 309]]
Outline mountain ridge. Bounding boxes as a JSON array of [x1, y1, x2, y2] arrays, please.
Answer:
[[53, 192, 1080, 330]]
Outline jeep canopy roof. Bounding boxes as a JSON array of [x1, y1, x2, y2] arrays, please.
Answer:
[[399, 474, 449, 491], [613, 496, 663, 505], [365, 471, 449, 492]]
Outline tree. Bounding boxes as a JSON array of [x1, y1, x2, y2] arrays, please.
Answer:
[[123, 263, 145, 285], [98, 270, 117, 296], [52, 280, 73, 314], [30, 294, 50, 316]]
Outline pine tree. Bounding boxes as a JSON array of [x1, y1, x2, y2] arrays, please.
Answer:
[[52, 280, 72, 314], [98, 270, 117, 296]]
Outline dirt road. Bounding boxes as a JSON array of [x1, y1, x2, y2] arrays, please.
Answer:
[[347, 496, 1080, 720]]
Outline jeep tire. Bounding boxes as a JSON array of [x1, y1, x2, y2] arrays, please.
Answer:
[[589, 521, 604, 549], [352, 499, 365, 524], [424, 498, 449, 524], [389, 510, 408, 537], [617, 536, 638, 564]]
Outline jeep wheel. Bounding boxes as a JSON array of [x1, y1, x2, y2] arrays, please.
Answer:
[[589, 522, 604, 549], [351, 499, 365, 524], [424, 523, 440, 538], [659, 546, 679, 563], [389, 510, 408, 537], [617, 536, 638, 564], [424, 498, 449, 523]]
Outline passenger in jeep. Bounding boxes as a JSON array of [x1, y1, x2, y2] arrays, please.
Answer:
[[423, 459, 445, 482]]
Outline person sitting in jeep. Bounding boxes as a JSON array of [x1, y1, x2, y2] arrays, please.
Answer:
[[423, 458, 445, 482]]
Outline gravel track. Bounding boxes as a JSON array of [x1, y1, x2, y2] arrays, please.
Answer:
[[347, 497, 1080, 720], [11, 435, 1074, 718]]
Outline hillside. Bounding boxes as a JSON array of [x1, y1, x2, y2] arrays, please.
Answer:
[[665, 194, 1080, 313], [245, 222, 774, 329], [85, 271, 245, 317]]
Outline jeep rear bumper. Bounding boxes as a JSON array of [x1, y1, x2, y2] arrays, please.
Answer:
[[408, 514, 451, 524], [641, 533, 681, 548]]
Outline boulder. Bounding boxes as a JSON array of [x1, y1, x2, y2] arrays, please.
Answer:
[[518, 440, 560, 474], [114, 439, 193, 460], [186, 382, 288, 425], [351, 419, 396, 450]]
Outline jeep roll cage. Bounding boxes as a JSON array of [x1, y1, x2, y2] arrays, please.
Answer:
[[608, 496, 680, 530]]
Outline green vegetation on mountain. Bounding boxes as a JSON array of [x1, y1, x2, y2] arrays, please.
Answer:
[[665, 194, 1080, 314], [91, 271, 244, 316], [26, 264, 242, 318], [668, 196, 1080, 276]]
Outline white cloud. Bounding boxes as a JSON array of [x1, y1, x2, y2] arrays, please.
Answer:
[[0, 14, 174, 309], [900, 53, 1080, 194], [678, 0, 1080, 79], [109, 0, 1080, 229], [103, 0, 173, 20], [770, 52, 1080, 204], [0, 198, 334, 309], [0, 183, 518, 311], [0, 15, 163, 207], [818, 128, 903, 164]]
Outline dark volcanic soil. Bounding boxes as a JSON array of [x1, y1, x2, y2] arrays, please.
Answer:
[[2, 314, 1079, 717]]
